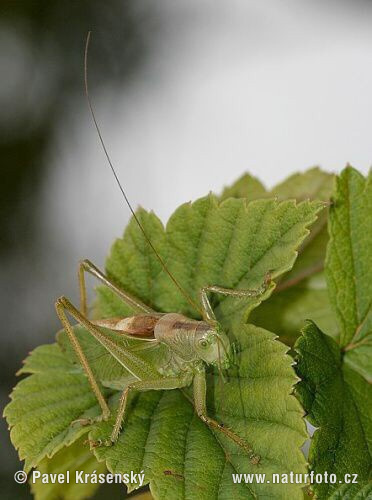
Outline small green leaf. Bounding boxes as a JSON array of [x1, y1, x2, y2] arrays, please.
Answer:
[[270, 167, 334, 203], [295, 322, 372, 499], [221, 167, 334, 205], [221, 173, 267, 201], [31, 437, 106, 500], [325, 167, 372, 381], [4, 344, 105, 472], [91, 323, 308, 499]]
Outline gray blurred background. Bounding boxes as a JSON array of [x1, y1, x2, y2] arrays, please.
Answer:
[[1, 1, 371, 498]]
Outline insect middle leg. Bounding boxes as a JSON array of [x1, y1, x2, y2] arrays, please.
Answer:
[[193, 369, 260, 464], [77, 259, 154, 316]]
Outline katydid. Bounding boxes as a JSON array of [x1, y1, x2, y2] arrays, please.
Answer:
[[55, 32, 271, 465]]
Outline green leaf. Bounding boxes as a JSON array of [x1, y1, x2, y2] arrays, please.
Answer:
[[91, 323, 308, 499], [221, 167, 334, 205], [278, 220, 328, 292], [4, 344, 105, 472], [325, 167, 372, 381], [99, 195, 324, 325], [31, 437, 106, 500], [295, 322, 372, 499], [221, 173, 267, 201], [270, 167, 334, 202], [328, 482, 372, 499], [266, 168, 334, 288], [16, 343, 78, 375]]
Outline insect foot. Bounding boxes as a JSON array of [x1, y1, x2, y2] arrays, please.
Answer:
[[264, 270, 274, 286], [199, 414, 260, 463], [85, 438, 114, 449], [250, 454, 261, 466], [71, 413, 110, 427]]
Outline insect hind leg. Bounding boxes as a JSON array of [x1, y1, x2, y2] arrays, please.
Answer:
[[55, 296, 110, 422]]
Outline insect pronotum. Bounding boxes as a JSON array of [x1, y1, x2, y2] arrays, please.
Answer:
[[55, 32, 270, 464]]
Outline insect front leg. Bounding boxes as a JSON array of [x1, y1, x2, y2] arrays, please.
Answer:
[[199, 272, 272, 322], [91, 374, 192, 448], [193, 369, 260, 464], [55, 297, 110, 423], [78, 259, 155, 316]]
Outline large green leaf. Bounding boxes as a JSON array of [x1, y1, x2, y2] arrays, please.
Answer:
[[99, 184, 329, 347], [5, 193, 323, 498], [295, 322, 371, 499], [325, 167, 372, 381], [91, 323, 308, 499], [99, 195, 323, 326]]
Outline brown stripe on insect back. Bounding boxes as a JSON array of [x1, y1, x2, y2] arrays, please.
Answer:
[[93, 314, 163, 338], [195, 322, 212, 335], [172, 321, 198, 331]]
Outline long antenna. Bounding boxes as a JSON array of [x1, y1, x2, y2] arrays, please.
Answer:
[[84, 31, 203, 317]]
